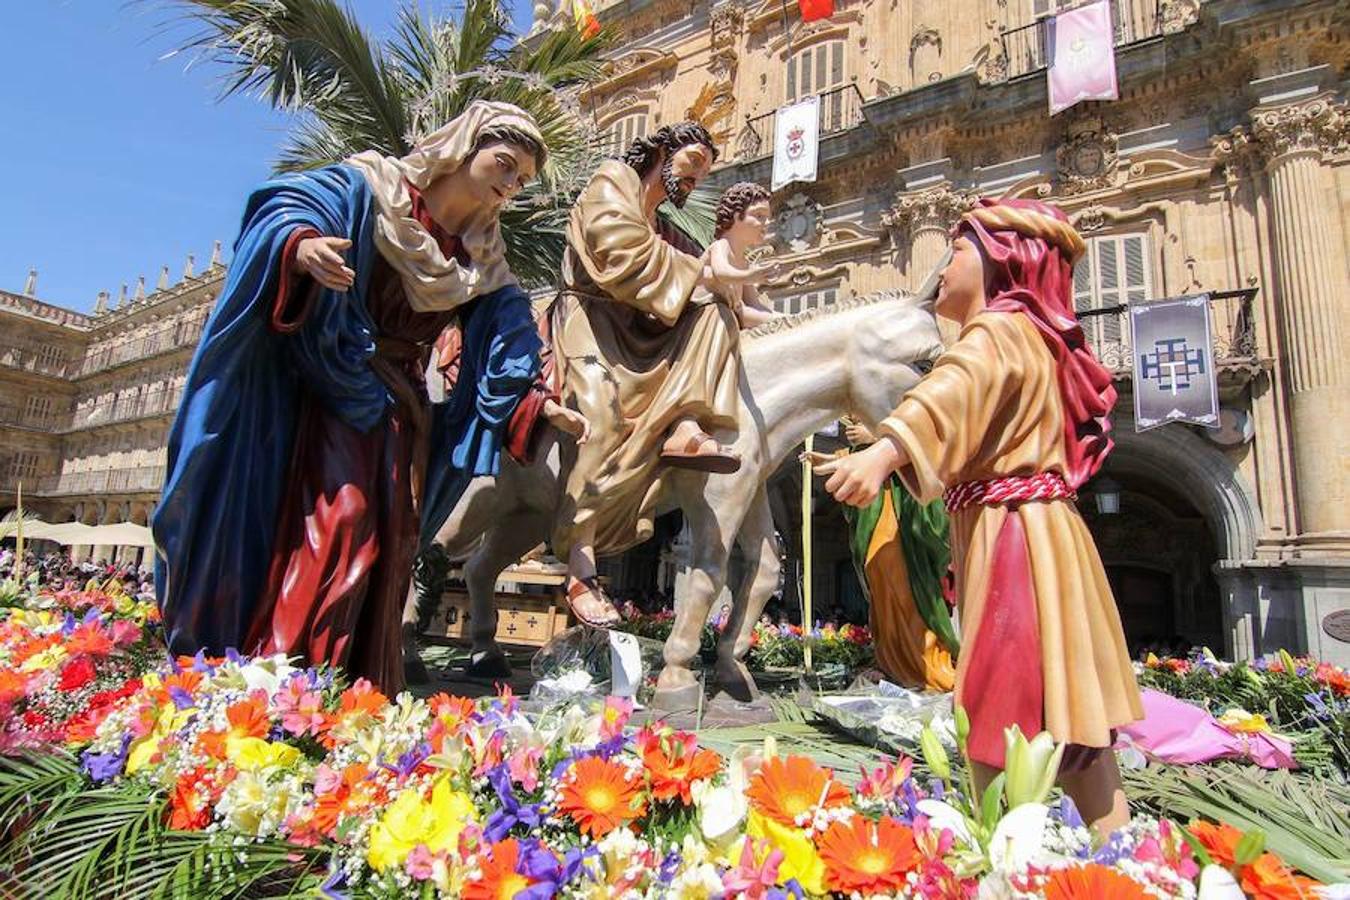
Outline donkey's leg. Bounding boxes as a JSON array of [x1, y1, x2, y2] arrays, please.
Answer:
[[401, 477, 497, 685], [654, 494, 739, 710], [715, 487, 780, 701], [461, 509, 551, 677]]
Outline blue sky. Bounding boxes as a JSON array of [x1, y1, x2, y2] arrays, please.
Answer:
[[0, 0, 534, 312]]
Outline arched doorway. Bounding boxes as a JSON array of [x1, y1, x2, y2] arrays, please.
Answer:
[[1080, 413, 1263, 659]]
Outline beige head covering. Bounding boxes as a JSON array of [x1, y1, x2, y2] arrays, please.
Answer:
[[346, 100, 546, 312]]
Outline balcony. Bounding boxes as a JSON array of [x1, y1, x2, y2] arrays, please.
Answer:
[[27, 466, 166, 497], [731, 84, 866, 163], [0, 404, 59, 432], [78, 321, 204, 378], [67, 388, 183, 433], [0, 345, 75, 380], [999, 0, 1163, 82], [1079, 289, 1262, 382]]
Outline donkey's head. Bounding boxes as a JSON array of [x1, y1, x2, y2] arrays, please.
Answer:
[[840, 288, 943, 429]]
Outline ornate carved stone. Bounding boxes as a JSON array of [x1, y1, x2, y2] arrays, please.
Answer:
[[1209, 126, 1256, 185], [882, 186, 974, 238], [1250, 95, 1347, 161], [1056, 119, 1120, 194], [711, 4, 744, 50], [708, 48, 738, 82], [974, 20, 1009, 84], [774, 194, 826, 253], [1158, 0, 1200, 35]]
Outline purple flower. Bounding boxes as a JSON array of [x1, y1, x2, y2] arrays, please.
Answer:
[[513, 839, 566, 899], [657, 850, 680, 884], [1092, 831, 1129, 866], [60, 613, 77, 637], [168, 686, 195, 710], [928, 778, 945, 802], [1058, 795, 1085, 829], [485, 765, 545, 841], [382, 742, 432, 779], [319, 867, 349, 900], [81, 734, 131, 782], [897, 779, 921, 823]]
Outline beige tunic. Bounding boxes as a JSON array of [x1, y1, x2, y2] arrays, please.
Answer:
[[552, 161, 742, 556], [879, 310, 1143, 749]]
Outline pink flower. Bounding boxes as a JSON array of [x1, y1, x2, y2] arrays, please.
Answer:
[[858, 756, 915, 801], [275, 675, 327, 737], [722, 838, 783, 899], [111, 620, 142, 646], [405, 845, 436, 880], [508, 746, 543, 792], [599, 696, 634, 741]]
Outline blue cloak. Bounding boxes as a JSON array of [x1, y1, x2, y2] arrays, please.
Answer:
[[152, 163, 539, 658]]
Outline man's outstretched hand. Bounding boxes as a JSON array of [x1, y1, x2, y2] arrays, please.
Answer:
[[543, 399, 591, 445], [807, 436, 906, 508]]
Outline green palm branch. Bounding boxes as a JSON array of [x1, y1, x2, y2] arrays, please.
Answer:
[[159, 0, 614, 287]]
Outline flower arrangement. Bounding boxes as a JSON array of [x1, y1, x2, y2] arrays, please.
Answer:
[[0, 583, 1336, 898], [1137, 649, 1348, 776]]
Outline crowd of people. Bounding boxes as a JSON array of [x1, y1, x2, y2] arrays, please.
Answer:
[[0, 546, 155, 601]]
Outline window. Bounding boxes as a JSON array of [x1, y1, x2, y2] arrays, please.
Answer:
[[23, 396, 52, 426], [35, 344, 65, 372], [772, 285, 838, 316], [602, 111, 648, 158], [8, 452, 39, 481], [786, 40, 846, 130], [1074, 232, 1151, 353], [1031, 0, 1073, 16]]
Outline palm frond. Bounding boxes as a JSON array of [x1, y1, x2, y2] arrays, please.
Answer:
[[1123, 762, 1350, 884], [658, 186, 719, 250], [0, 754, 325, 898]]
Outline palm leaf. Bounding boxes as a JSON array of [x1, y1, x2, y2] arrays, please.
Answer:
[[1123, 762, 1350, 884]]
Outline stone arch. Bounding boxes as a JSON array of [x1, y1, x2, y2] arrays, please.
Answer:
[[1100, 410, 1262, 563]]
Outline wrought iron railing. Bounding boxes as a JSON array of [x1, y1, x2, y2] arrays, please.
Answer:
[[732, 83, 866, 163], [0, 404, 60, 431], [999, 0, 1162, 82], [1078, 289, 1259, 374]]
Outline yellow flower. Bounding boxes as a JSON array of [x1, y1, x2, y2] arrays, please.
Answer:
[[125, 704, 193, 775], [745, 809, 827, 896], [20, 645, 67, 672], [229, 737, 303, 772], [1218, 708, 1271, 734], [367, 777, 476, 872]]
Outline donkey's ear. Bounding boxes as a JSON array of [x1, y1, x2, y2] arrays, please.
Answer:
[[912, 248, 949, 309]]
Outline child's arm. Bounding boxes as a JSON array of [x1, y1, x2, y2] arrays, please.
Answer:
[[738, 284, 785, 327], [708, 239, 777, 286]]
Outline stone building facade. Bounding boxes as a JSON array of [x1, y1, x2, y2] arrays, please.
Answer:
[[532, 0, 1349, 664], [0, 251, 223, 563], [2, 0, 1345, 665]]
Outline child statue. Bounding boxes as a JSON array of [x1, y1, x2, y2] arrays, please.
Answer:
[[811, 198, 1143, 835], [703, 182, 784, 328]]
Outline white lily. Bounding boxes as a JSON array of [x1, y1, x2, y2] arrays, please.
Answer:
[[916, 798, 974, 846], [1002, 725, 1064, 810], [691, 779, 747, 851], [986, 802, 1050, 873], [1196, 864, 1246, 899]]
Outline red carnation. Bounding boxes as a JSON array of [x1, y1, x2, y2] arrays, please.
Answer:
[[58, 656, 97, 692]]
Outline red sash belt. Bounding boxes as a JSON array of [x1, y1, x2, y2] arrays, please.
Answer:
[[943, 472, 1076, 513]]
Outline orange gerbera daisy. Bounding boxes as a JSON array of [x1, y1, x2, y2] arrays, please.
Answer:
[[0, 668, 29, 704], [1188, 820, 1243, 868], [556, 755, 645, 838], [1240, 852, 1322, 900], [167, 767, 214, 831], [817, 815, 921, 894], [1043, 864, 1152, 900], [638, 729, 722, 805], [462, 838, 533, 900], [337, 678, 387, 722], [746, 755, 851, 828], [311, 763, 375, 835], [428, 693, 477, 730], [65, 622, 114, 658], [196, 694, 271, 759]]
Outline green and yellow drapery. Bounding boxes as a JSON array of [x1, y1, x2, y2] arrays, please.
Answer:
[[844, 476, 959, 691]]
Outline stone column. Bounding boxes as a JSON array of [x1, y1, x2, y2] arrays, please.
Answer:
[[1252, 92, 1349, 540], [884, 184, 973, 345]]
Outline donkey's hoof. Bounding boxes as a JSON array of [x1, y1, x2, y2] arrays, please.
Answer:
[[463, 648, 513, 679], [713, 660, 760, 704], [651, 683, 703, 711], [404, 653, 431, 685]]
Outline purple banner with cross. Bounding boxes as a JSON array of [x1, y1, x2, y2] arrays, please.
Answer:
[[1130, 294, 1220, 432]]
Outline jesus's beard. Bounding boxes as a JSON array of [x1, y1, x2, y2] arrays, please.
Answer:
[[661, 158, 691, 209]]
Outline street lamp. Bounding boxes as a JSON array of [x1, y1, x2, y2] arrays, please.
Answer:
[[1093, 476, 1121, 515]]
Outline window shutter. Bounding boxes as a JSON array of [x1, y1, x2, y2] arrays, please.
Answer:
[[814, 43, 827, 92], [1096, 238, 1122, 342], [831, 41, 844, 87], [787, 54, 797, 101]]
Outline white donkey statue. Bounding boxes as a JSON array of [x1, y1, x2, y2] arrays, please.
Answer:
[[404, 285, 943, 709]]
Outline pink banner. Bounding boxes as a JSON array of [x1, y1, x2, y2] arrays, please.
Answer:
[[1047, 0, 1119, 115]]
